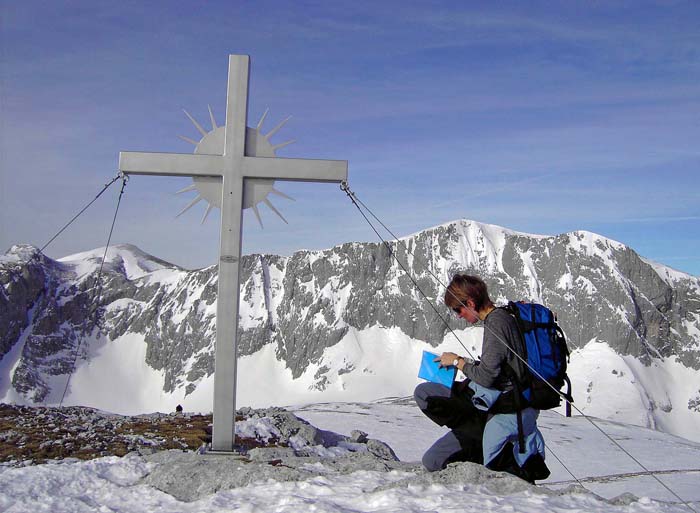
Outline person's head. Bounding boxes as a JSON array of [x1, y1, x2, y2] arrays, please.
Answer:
[[444, 274, 493, 323]]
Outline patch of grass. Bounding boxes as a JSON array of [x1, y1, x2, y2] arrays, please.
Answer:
[[0, 404, 288, 465]]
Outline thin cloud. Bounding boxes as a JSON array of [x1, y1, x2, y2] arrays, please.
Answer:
[[430, 172, 559, 209], [617, 216, 700, 223]]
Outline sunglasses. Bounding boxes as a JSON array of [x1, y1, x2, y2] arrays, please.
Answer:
[[452, 306, 462, 315]]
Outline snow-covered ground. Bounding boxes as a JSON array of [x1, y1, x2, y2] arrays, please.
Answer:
[[1, 398, 698, 513], [292, 399, 700, 505]]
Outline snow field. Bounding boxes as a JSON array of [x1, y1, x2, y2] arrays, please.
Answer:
[[562, 340, 700, 442], [2, 399, 699, 512]]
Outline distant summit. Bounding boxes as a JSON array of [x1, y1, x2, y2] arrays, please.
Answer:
[[57, 243, 182, 280]]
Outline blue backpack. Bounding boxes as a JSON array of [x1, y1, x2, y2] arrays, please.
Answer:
[[501, 301, 572, 414]]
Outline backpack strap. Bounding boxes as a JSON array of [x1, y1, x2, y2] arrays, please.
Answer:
[[512, 378, 526, 454], [503, 302, 534, 453], [497, 302, 536, 453], [499, 303, 530, 384], [563, 374, 573, 417]]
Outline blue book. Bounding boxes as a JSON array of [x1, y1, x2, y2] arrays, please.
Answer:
[[418, 350, 456, 388]]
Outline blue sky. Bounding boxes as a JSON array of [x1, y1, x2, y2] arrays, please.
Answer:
[[1, 1, 699, 275]]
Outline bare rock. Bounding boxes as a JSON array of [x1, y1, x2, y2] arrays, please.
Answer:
[[350, 430, 368, 443]]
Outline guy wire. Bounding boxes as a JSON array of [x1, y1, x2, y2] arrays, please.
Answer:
[[545, 446, 586, 491], [340, 183, 476, 361], [340, 182, 697, 512], [34, 172, 123, 261], [59, 173, 129, 407]]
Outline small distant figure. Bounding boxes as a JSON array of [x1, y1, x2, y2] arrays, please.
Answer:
[[175, 404, 183, 414]]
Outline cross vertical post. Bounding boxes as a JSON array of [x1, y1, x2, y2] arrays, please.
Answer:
[[213, 56, 249, 451], [119, 55, 347, 452]]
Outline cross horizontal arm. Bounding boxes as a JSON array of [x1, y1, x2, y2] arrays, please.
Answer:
[[242, 156, 348, 183], [119, 152, 224, 177]]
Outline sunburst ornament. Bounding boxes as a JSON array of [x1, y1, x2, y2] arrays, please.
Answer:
[[175, 106, 295, 227]]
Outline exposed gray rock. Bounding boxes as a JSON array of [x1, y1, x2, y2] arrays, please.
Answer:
[[247, 446, 296, 461], [374, 460, 535, 495], [608, 492, 644, 505], [376, 461, 636, 506], [143, 449, 420, 502], [350, 429, 368, 443], [366, 438, 399, 461], [262, 409, 324, 447]]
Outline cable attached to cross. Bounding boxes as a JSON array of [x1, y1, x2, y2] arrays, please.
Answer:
[[340, 181, 697, 512], [59, 172, 129, 407], [340, 182, 477, 361], [31, 172, 125, 263]]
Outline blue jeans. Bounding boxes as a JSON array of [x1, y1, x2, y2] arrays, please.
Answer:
[[414, 382, 463, 471]]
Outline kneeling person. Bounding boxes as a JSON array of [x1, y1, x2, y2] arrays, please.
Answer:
[[414, 274, 550, 483]]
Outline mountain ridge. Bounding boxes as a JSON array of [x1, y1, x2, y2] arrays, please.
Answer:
[[1, 219, 699, 441]]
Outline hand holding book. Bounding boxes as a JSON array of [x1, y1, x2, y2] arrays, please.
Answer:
[[418, 351, 474, 388], [433, 352, 474, 371]]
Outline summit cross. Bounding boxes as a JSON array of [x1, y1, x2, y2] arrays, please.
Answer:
[[119, 54, 348, 452]]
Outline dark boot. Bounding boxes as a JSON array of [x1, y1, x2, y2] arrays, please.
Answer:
[[443, 439, 484, 467], [486, 442, 523, 479], [521, 452, 551, 482], [486, 442, 550, 483]]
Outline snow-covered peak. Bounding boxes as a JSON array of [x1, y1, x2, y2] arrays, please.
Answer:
[[1, 244, 41, 264], [422, 221, 697, 286], [558, 230, 698, 285], [403, 218, 545, 242], [565, 230, 626, 253], [58, 243, 179, 280]]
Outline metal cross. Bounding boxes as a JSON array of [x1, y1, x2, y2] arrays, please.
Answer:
[[119, 55, 348, 452]]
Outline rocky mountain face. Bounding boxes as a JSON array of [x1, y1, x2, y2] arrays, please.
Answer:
[[2, 220, 699, 409]]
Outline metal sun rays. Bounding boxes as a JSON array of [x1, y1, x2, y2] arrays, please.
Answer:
[[176, 107, 295, 227]]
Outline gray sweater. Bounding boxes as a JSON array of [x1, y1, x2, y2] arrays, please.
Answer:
[[463, 308, 523, 390]]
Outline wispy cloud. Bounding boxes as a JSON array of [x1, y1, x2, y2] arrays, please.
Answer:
[[399, 5, 700, 70], [617, 216, 700, 223], [429, 172, 559, 209]]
